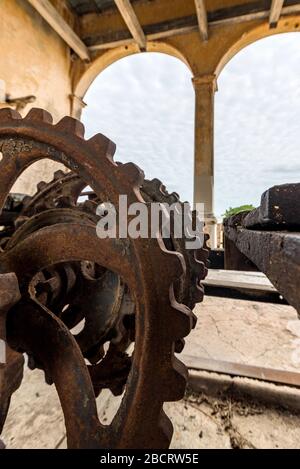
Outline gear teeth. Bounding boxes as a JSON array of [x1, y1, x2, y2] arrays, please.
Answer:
[[174, 338, 185, 353], [156, 243, 185, 283], [192, 258, 206, 278], [167, 192, 180, 204], [22, 195, 32, 205], [44, 371, 54, 386], [0, 108, 21, 120], [25, 108, 53, 124], [87, 134, 116, 162], [191, 311, 197, 328], [159, 183, 167, 195], [55, 195, 74, 208], [14, 215, 29, 229], [56, 116, 85, 138], [37, 181, 47, 191], [195, 247, 209, 265], [27, 355, 36, 370], [151, 178, 165, 195], [162, 357, 188, 401], [81, 199, 97, 214], [151, 178, 162, 190], [157, 411, 174, 448], [169, 283, 194, 339], [190, 284, 204, 308], [118, 162, 144, 187], [53, 169, 67, 180], [169, 300, 193, 339], [143, 178, 179, 204]]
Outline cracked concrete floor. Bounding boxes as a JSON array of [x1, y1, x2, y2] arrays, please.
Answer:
[[2, 296, 300, 449], [187, 296, 300, 371]]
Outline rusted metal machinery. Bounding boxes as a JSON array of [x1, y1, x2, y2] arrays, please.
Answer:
[[180, 184, 300, 393], [224, 183, 300, 313], [0, 108, 208, 448]]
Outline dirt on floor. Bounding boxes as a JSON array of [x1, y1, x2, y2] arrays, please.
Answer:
[[168, 389, 300, 449], [3, 365, 300, 449], [2, 296, 300, 449]]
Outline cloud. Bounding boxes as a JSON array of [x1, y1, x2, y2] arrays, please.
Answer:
[[82, 34, 300, 217]]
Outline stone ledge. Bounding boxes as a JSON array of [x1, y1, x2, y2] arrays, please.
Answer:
[[189, 369, 300, 412]]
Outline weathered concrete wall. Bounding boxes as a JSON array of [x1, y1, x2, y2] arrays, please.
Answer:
[[0, 0, 73, 194]]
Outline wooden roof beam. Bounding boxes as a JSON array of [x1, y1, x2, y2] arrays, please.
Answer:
[[114, 0, 146, 50], [194, 0, 208, 41], [87, 2, 300, 52], [26, 0, 90, 61], [269, 0, 285, 28]]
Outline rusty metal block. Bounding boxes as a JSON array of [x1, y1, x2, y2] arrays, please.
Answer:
[[224, 188, 300, 314], [244, 183, 300, 229]]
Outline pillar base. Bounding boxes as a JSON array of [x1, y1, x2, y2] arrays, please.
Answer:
[[204, 214, 218, 249]]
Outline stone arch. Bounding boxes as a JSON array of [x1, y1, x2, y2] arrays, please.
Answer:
[[215, 15, 300, 77], [72, 41, 192, 118], [211, 24, 300, 233]]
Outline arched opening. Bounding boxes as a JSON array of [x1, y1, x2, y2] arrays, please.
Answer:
[[74, 41, 191, 104], [81, 52, 194, 202], [215, 33, 300, 218]]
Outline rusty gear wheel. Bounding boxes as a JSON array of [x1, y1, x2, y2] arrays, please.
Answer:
[[15, 170, 208, 355], [0, 108, 207, 449]]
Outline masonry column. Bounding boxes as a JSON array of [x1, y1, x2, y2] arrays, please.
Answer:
[[192, 74, 217, 249], [70, 94, 86, 120]]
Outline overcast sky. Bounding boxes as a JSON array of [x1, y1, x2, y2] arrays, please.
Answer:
[[82, 33, 300, 218]]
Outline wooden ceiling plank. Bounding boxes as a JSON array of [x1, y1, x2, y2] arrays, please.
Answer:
[[114, 0, 146, 49], [194, 0, 208, 41], [269, 0, 285, 28], [27, 0, 90, 61], [87, 2, 300, 51]]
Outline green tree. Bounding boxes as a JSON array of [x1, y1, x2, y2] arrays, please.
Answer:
[[223, 204, 255, 219]]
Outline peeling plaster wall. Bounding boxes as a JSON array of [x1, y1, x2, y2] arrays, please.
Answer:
[[0, 0, 73, 194]]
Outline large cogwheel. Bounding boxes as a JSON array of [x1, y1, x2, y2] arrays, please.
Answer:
[[0, 108, 207, 449], [6, 164, 208, 355]]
